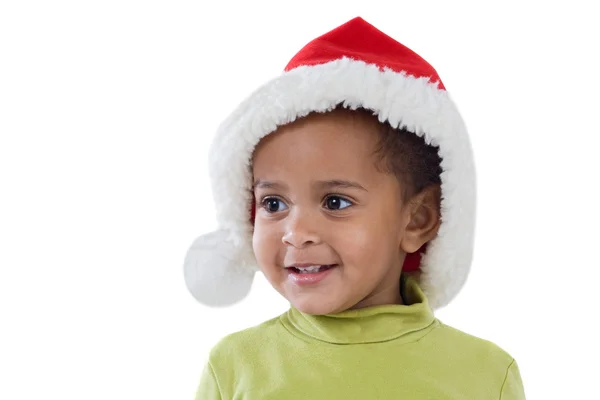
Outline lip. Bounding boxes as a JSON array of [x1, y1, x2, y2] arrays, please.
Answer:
[[285, 263, 332, 269], [286, 264, 338, 286]]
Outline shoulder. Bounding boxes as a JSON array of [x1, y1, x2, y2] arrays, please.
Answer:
[[199, 314, 287, 399], [207, 313, 284, 365], [426, 320, 514, 363], [418, 319, 518, 388], [418, 320, 524, 396]]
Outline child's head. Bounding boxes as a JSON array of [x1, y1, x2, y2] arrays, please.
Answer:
[[184, 17, 476, 312], [251, 107, 442, 314]]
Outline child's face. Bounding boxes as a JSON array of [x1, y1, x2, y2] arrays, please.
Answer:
[[252, 110, 415, 315]]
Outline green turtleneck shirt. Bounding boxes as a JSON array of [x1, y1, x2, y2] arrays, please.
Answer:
[[195, 276, 525, 399]]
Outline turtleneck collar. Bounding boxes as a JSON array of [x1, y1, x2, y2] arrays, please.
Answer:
[[279, 274, 437, 344]]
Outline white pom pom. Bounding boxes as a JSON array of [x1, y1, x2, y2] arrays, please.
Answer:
[[183, 229, 256, 307]]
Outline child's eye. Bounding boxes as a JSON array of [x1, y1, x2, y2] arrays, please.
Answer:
[[261, 197, 288, 213], [324, 195, 353, 210]]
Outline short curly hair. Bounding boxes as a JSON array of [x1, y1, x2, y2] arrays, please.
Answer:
[[336, 106, 443, 201]]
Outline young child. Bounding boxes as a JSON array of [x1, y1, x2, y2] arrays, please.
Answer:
[[184, 17, 526, 399]]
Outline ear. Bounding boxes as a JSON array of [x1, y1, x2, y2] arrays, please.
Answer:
[[400, 184, 442, 254]]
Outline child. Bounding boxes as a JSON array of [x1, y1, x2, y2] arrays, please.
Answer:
[[184, 17, 526, 399]]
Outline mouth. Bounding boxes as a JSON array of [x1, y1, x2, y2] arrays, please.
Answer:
[[285, 264, 338, 286], [286, 264, 337, 274]]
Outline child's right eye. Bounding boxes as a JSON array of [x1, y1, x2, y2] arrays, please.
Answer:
[[261, 197, 288, 213]]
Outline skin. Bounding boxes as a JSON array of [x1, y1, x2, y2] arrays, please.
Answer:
[[252, 109, 441, 315]]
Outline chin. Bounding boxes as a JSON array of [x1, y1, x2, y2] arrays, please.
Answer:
[[288, 295, 346, 315]]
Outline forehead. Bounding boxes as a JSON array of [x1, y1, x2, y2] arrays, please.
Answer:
[[252, 110, 382, 179]]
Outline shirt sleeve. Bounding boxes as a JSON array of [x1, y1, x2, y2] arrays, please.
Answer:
[[195, 362, 222, 400], [500, 359, 526, 400]]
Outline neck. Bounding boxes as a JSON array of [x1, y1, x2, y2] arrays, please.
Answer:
[[280, 274, 435, 345]]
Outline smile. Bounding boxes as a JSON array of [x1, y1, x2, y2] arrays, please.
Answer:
[[288, 264, 336, 274], [286, 264, 338, 285]]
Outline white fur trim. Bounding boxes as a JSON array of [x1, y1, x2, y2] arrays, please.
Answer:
[[201, 57, 476, 309], [184, 229, 255, 306]]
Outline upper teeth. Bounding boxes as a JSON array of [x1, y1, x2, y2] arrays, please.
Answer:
[[297, 265, 323, 271]]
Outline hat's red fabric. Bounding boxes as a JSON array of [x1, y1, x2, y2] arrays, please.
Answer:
[[285, 17, 446, 91]]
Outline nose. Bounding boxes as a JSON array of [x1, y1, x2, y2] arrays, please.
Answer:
[[282, 209, 321, 248]]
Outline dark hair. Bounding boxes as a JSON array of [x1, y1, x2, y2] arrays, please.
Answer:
[[337, 106, 443, 201]]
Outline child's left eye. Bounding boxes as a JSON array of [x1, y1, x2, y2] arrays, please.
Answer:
[[324, 196, 352, 210]]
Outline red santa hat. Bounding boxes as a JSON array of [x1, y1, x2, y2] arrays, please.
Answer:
[[183, 17, 476, 310]]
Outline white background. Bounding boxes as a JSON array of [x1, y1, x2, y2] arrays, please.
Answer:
[[1, 1, 598, 399]]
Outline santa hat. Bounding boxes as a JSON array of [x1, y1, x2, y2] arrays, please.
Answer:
[[184, 17, 476, 310]]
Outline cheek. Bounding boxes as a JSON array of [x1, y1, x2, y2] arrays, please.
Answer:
[[252, 221, 280, 265], [332, 215, 400, 266], [330, 223, 374, 261]]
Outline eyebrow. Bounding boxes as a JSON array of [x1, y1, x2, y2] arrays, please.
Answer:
[[315, 180, 368, 192], [253, 179, 287, 190], [253, 179, 368, 192]]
